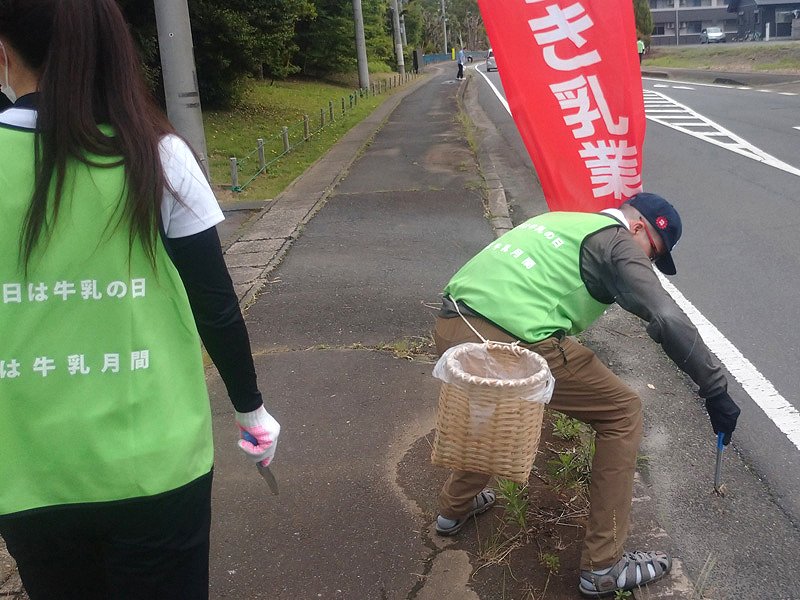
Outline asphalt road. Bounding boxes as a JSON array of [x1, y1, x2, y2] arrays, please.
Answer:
[[467, 62, 800, 599]]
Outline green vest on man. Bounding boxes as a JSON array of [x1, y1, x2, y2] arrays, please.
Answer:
[[0, 125, 213, 516], [444, 211, 622, 342]]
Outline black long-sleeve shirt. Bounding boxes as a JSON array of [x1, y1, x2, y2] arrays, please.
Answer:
[[165, 227, 263, 413]]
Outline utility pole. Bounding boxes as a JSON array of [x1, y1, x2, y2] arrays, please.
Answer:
[[399, 0, 407, 46], [153, 0, 210, 179], [441, 0, 448, 55], [390, 0, 405, 75], [352, 0, 370, 89]]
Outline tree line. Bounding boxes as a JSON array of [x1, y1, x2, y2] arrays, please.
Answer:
[[118, 0, 650, 110]]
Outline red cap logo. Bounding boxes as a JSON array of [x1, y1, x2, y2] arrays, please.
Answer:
[[655, 216, 668, 230]]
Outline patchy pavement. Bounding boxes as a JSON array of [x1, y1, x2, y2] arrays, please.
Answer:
[[6, 61, 794, 599]]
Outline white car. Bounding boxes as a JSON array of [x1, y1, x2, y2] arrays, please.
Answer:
[[485, 49, 496, 72], [700, 27, 726, 43]]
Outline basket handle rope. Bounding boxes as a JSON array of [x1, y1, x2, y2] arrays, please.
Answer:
[[450, 297, 522, 352]]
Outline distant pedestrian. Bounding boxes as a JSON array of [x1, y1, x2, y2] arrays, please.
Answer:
[[431, 194, 740, 598], [637, 38, 646, 64], [457, 47, 466, 80], [0, 1, 279, 598]]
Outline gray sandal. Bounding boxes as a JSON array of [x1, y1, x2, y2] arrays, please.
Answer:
[[579, 550, 672, 598], [435, 488, 496, 536]]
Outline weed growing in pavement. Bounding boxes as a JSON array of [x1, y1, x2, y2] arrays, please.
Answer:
[[547, 424, 595, 491], [551, 411, 583, 442], [613, 589, 633, 599], [495, 478, 530, 530], [539, 552, 560, 573], [375, 336, 434, 360]]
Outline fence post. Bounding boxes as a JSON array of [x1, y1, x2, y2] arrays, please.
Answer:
[[257, 139, 265, 171], [354, 90, 358, 106], [282, 126, 289, 153], [349, 94, 353, 109], [303, 115, 310, 140], [341, 97, 345, 115], [329, 100, 334, 122], [320, 108, 325, 128], [229, 157, 238, 190]]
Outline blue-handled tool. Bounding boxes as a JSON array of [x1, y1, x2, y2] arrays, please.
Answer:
[[713, 432, 725, 496], [242, 430, 279, 496]]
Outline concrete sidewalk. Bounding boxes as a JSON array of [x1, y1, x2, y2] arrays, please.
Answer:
[[204, 64, 692, 600], [1, 63, 735, 598]]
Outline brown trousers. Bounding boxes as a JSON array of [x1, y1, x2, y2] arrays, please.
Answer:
[[433, 315, 642, 571]]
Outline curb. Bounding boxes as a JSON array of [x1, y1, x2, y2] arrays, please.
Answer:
[[458, 73, 513, 240]]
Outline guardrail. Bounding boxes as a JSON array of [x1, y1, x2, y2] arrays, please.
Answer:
[[229, 72, 419, 192]]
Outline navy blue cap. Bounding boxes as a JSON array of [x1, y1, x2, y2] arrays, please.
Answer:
[[627, 193, 682, 275]]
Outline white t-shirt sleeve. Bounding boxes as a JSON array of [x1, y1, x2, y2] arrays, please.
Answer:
[[159, 134, 224, 238]]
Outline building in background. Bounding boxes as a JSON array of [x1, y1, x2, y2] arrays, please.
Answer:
[[649, 0, 800, 44]]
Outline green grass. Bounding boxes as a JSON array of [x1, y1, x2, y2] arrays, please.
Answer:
[[203, 73, 409, 202], [644, 40, 800, 73]]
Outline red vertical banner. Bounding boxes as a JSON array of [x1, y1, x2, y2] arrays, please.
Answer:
[[477, 0, 646, 212]]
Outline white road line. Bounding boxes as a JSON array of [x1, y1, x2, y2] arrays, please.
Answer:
[[658, 272, 800, 452], [475, 67, 510, 113], [644, 90, 800, 177], [477, 73, 800, 452], [644, 77, 800, 96], [794, 126, 800, 131]]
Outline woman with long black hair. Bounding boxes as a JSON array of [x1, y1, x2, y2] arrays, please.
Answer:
[[0, 1, 280, 598]]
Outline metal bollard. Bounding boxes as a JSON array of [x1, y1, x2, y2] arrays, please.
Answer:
[[303, 115, 310, 140], [229, 157, 239, 190], [257, 139, 265, 170], [282, 126, 289, 153]]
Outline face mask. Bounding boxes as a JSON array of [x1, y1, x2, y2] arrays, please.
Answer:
[[0, 40, 17, 103]]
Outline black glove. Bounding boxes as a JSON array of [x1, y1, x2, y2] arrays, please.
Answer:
[[704, 391, 741, 445]]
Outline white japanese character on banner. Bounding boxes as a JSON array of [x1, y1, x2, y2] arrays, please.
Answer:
[[33, 356, 56, 377], [107, 281, 128, 298], [81, 280, 103, 300], [131, 350, 149, 371], [3, 283, 22, 304], [0, 359, 22, 379], [131, 278, 146, 298], [579, 140, 642, 199], [550, 75, 628, 138], [53, 281, 77, 301], [528, 3, 600, 71], [67, 354, 91, 375], [28, 283, 48, 302], [101, 353, 120, 373]]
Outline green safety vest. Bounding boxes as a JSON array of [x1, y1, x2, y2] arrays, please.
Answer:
[[0, 124, 213, 516], [445, 211, 622, 343]]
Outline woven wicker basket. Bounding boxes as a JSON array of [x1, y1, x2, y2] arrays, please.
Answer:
[[431, 341, 553, 483]]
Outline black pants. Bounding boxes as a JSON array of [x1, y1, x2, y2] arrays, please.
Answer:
[[457, 63, 464, 79], [0, 472, 213, 600]]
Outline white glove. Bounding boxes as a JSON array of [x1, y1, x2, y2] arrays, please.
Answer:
[[235, 406, 280, 466]]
